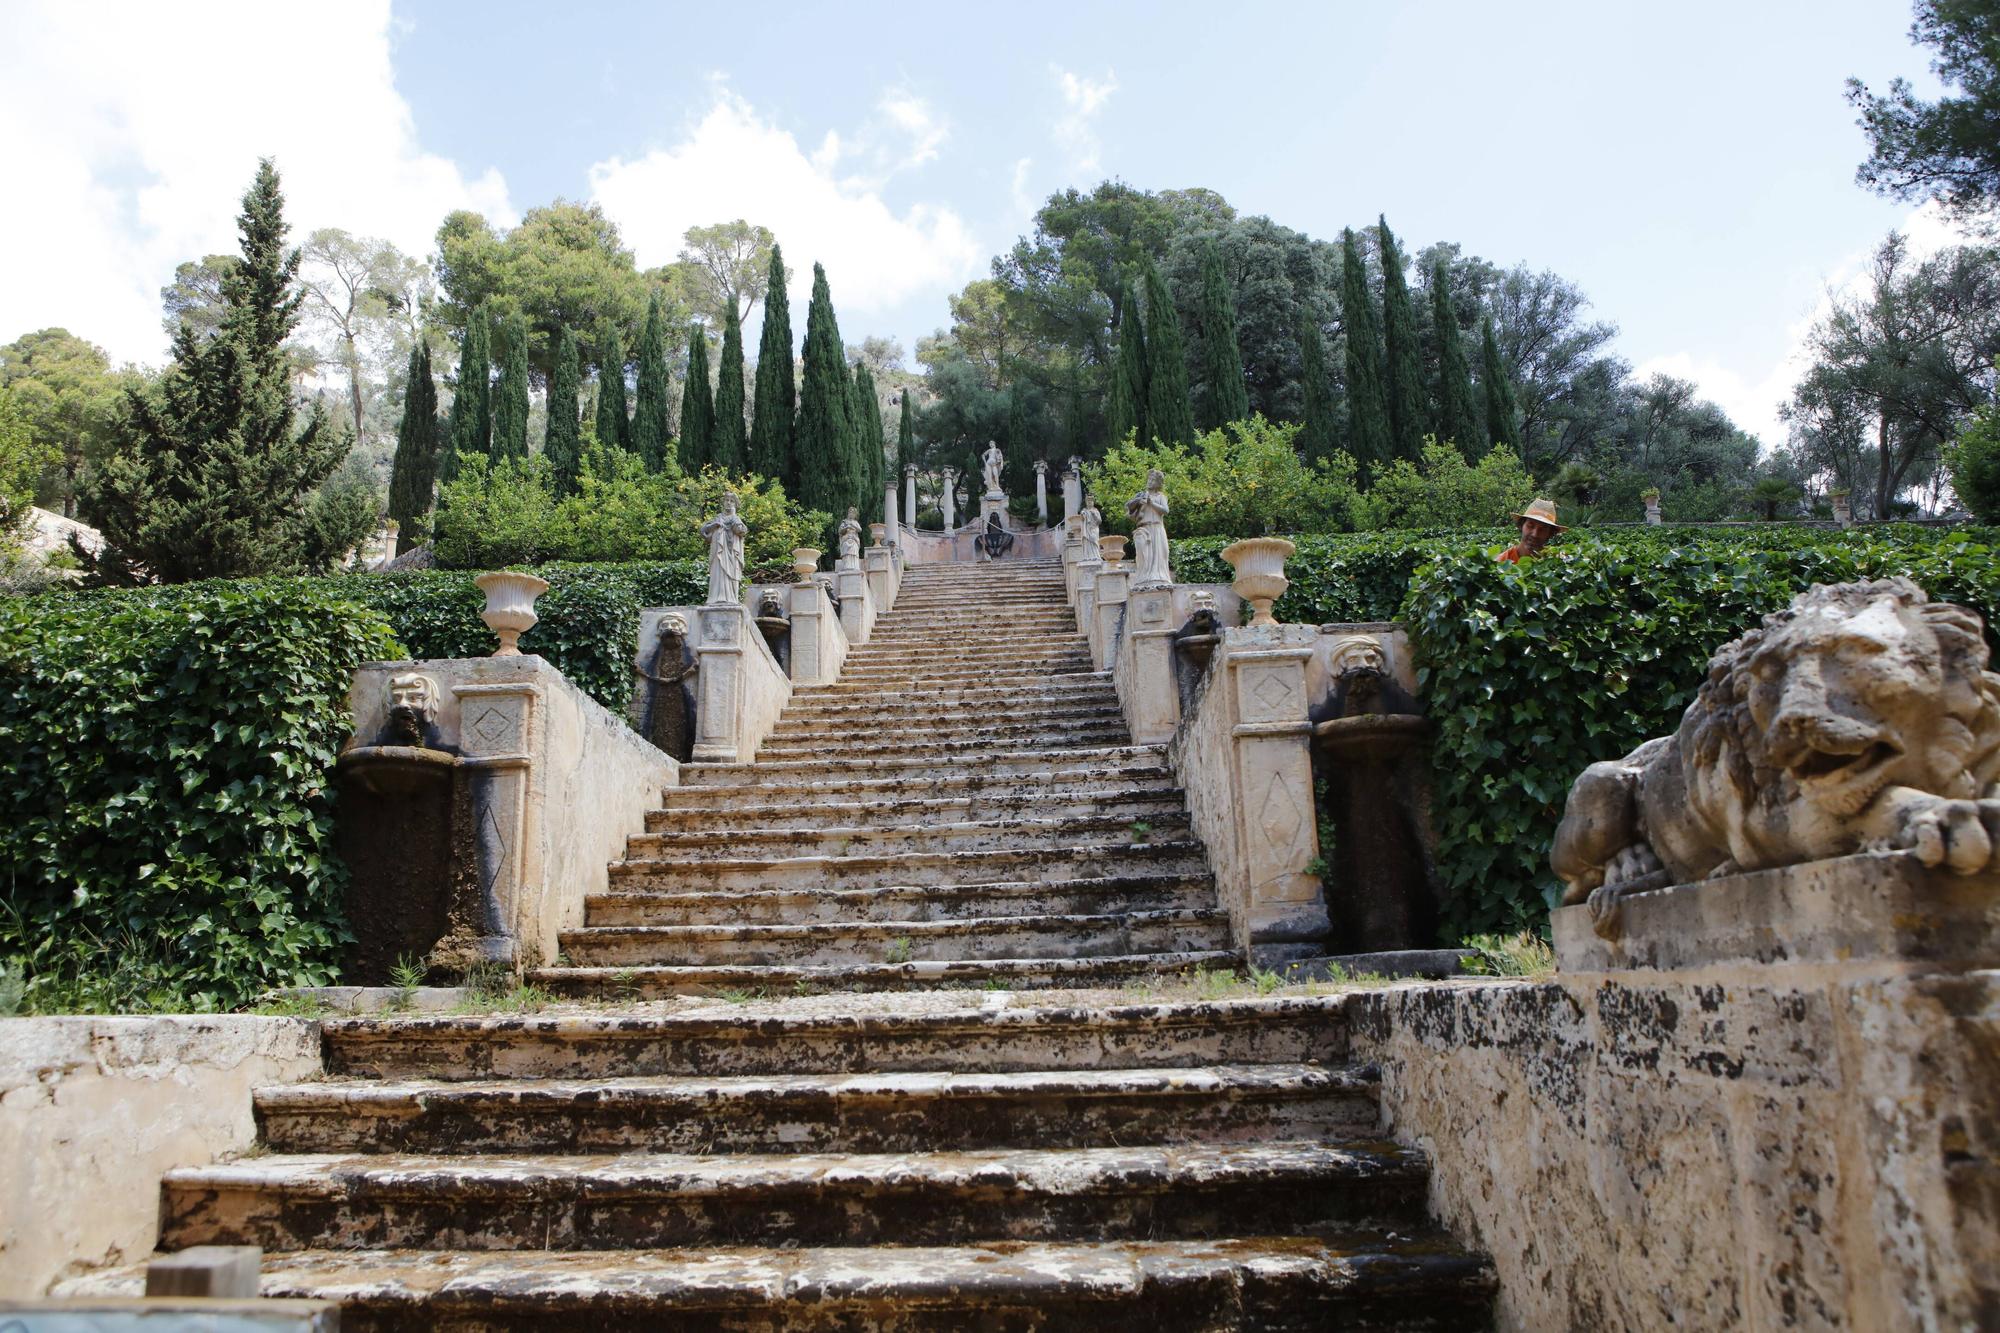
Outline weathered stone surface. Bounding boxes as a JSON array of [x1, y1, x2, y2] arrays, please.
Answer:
[[0, 1016, 321, 1298]]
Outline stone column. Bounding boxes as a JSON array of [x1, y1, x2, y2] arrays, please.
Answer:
[[450, 679, 539, 967], [787, 580, 834, 685], [1074, 548, 1103, 637], [865, 543, 895, 611], [1119, 585, 1180, 744], [1221, 626, 1327, 959], [692, 602, 752, 763], [884, 479, 900, 539], [941, 468, 958, 531], [1092, 563, 1130, 671], [1061, 515, 1087, 604], [1033, 460, 1049, 527], [903, 464, 918, 533], [1062, 456, 1083, 523]]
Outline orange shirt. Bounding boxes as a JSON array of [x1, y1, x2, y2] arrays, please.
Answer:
[[1497, 543, 1527, 563]]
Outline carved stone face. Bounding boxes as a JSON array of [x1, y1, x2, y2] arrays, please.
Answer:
[[660, 611, 689, 639], [1328, 637, 1389, 680], [1147, 468, 1165, 492], [720, 492, 739, 517], [386, 672, 439, 743]]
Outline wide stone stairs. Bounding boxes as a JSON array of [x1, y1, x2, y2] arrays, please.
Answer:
[[76, 557, 1498, 1327]]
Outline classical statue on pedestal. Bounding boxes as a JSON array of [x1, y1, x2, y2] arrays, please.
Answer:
[[700, 492, 747, 605], [1081, 494, 1102, 549], [838, 507, 862, 562], [981, 440, 1005, 495], [1127, 468, 1171, 590]]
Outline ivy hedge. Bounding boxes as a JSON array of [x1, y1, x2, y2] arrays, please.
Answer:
[[0, 557, 706, 1011]]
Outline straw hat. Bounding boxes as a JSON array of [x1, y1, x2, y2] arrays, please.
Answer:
[[1509, 498, 1568, 532]]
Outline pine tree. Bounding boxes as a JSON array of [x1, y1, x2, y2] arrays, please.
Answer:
[[1377, 216, 1425, 463], [1340, 229, 1391, 469], [1107, 282, 1148, 451], [632, 291, 672, 470], [442, 305, 490, 481], [491, 313, 530, 460], [712, 294, 748, 474], [749, 245, 796, 489], [1480, 315, 1523, 455], [1429, 259, 1481, 457], [895, 388, 914, 475], [387, 338, 439, 553], [1141, 260, 1195, 447], [545, 326, 583, 495], [678, 326, 716, 472], [83, 158, 350, 580], [794, 263, 853, 529], [1296, 314, 1338, 464], [594, 325, 629, 452], [1194, 238, 1251, 431]]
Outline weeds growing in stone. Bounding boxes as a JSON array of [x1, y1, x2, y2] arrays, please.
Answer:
[[1461, 931, 1556, 979]]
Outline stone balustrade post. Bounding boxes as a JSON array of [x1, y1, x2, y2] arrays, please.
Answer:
[[1217, 625, 1327, 959], [1118, 584, 1179, 744], [941, 468, 958, 530], [1061, 515, 1087, 604], [692, 602, 752, 763], [1033, 460, 1049, 527], [1074, 549, 1103, 637], [903, 464, 918, 534], [1092, 563, 1130, 671]]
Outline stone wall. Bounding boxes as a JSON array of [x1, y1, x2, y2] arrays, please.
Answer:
[[1346, 858, 1999, 1330], [0, 1016, 322, 1297]]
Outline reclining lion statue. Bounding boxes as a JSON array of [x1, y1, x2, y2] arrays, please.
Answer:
[[1554, 578, 2000, 934]]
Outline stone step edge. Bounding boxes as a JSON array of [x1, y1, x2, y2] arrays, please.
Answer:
[[588, 870, 1213, 909], [528, 949, 1241, 990], [563, 907, 1227, 945], [645, 792, 1187, 824], [607, 839, 1206, 876], [629, 813, 1191, 848]]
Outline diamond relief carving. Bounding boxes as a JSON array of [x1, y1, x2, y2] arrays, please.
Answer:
[[468, 704, 518, 751], [1250, 670, 1296, 714], [1258, 769, 1304, 848]]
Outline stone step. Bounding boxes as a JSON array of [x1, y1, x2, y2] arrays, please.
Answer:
[[531, 949, 1240, 998], [144, 1237, 1493, 1331], [254, 1063, 1378, 1156], [765, 709, 1124, 744], [560, 908, 1232, 968], [796, 668, 1114, 698], [862, 622, 1081, 640], [829, 661, 1099, 684], [607, 838, 1208, 894], [680, 743, 1171, 788], [160, 1141, 1431, 1252], [659, 767, 1180, 810], [625, 812, 1190, 863], [586, 870, 1215, 927], [755, 727, 1133, 763], [644, 789, 1187, 832], [841, 643, 1091, 662], [766, 700, 1123, 733], [319, 995, 1350, 1082]]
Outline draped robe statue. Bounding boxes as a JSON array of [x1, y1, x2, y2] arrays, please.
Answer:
[[1127, 469, 1171, 589], [701, 492, 747, 605]]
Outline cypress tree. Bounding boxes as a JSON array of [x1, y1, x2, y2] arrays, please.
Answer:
[[387, 338, 439, 553], [794, 263, 853, 529], [545, 326, 583, 495], [1141, 260, 1195, 447], [594, 325, 629, 452], [1377, 217, 1425, 463], [712, 294, 748, 474], [1429, 260, 1481, 457], [850, 360, 886, 525], [749, 245, 796, 489], [632, 291, 672, 470], [444, 305, 491, 480], [1296, 314, 1338, 465], [1194, 238, 1251, 430], [1480, 315, 1523, 455], [491, 313, 530, 460], [1340, 229, 1391, 469], [678, 326, 716, 472], [895, 388, 914, 474], [1004, 382, 1037, 495], [1106, 282, 1148, 451]]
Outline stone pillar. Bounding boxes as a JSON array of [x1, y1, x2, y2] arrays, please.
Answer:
[[692, 603, 752, 764], [865, 543, 895, 612], [1832, 492, 1853, 527], [1062, 456, 1083, 523], [1221, 626, 1327, 959], [1643, 493, 1662, 525], [1092, 563, 1130, 671], [1061, 515, 1087, 604], [450, 678, 538, 967], [1119, 585, 1179, 744], [903, 464, 918, 533], [1033, 460, 1049, 527], [1074, 549, 1103, 637], [941, 468, 958, 531], [884, 480, 900, 539], [787, 581, 835, 686]]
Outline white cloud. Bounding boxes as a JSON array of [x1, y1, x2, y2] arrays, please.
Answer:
[[1011, 157, 1039, 219], [1051, 66, 1118, 173], [588, 90, 984, 327], [0, 0, 511, 368]]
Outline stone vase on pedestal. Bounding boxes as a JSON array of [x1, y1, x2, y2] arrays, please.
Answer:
[[474, 572, 550, 656], [1098, 535, 1128, 569], [1221, 538, 1294, 627], [792, 548, 822, 583]]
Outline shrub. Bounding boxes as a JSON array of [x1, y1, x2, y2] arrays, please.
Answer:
[[0, 583, 400, 1010], [1947, 400, 2000, 522], [1352, 439, 1535, 531], [1084, 417, 1359, 537]]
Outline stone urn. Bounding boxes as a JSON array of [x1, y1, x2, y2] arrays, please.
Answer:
[[1098, 535, 1128, 568], [474, 571, 549, 656], [1221, 537, 1295, 627], [792, 547, 822, 583], [869, 522, 888, 547]]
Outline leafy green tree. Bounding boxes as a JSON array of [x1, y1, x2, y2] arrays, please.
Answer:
[[444, 305, 491, 479], [795, 264, 854, 528], [0, 328, 132, 517], [1193, 238, 1251, 429], [1848, 2, 2000, 231], [544, 326, 583, 497], [1084, 416, 1358, 537], [594, 325, 629, 451], [490, 313, 530, 460], [386, 338, 439, 552], [1429, 259, 1481, 456], [750, 244, 797, 488], [159, 255, 242, 345], [1341, 229, 1391, 468], [1480, 316, 1522, 454], [296, 228, 429, 455], [1947, 379, 2000, 520], [1107, 283, 1147, 449], [712, 294, 748, 474], [632, 291, 673, 471], [0, 387, 56, 547], [678, 326, 715, 472], [1354, 439, 1535, 531], [1377, 217, 1426, 463], [1297, 314, 1338, 464], [1748, 475, 1800, 520], [673, 220, 783, 328], [83, 159, 353, 581], [1142, 260, 1195, 446]]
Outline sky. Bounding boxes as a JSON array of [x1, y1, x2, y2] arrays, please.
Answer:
[[0, 0, 1957, 449]]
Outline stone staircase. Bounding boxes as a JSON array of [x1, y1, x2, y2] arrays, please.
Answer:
[[68, 557, 1498, 1328]]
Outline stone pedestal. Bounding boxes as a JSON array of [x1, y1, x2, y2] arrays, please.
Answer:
[[864, 544, 897, 612], [1643, 495, 1662, 525], [692, 603, 752, 764], [1074, 554, 1103, 637], [1117, 585, 1179, 744], [787, 581, 843, 686], [1091, 565, 1129, 671], [1061, 516, 1087, 604], [838, 561, 876, 646], [979, 491, 1007, 530]]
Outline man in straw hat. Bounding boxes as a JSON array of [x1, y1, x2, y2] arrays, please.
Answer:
[[1498, 498, 1566, 563]]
